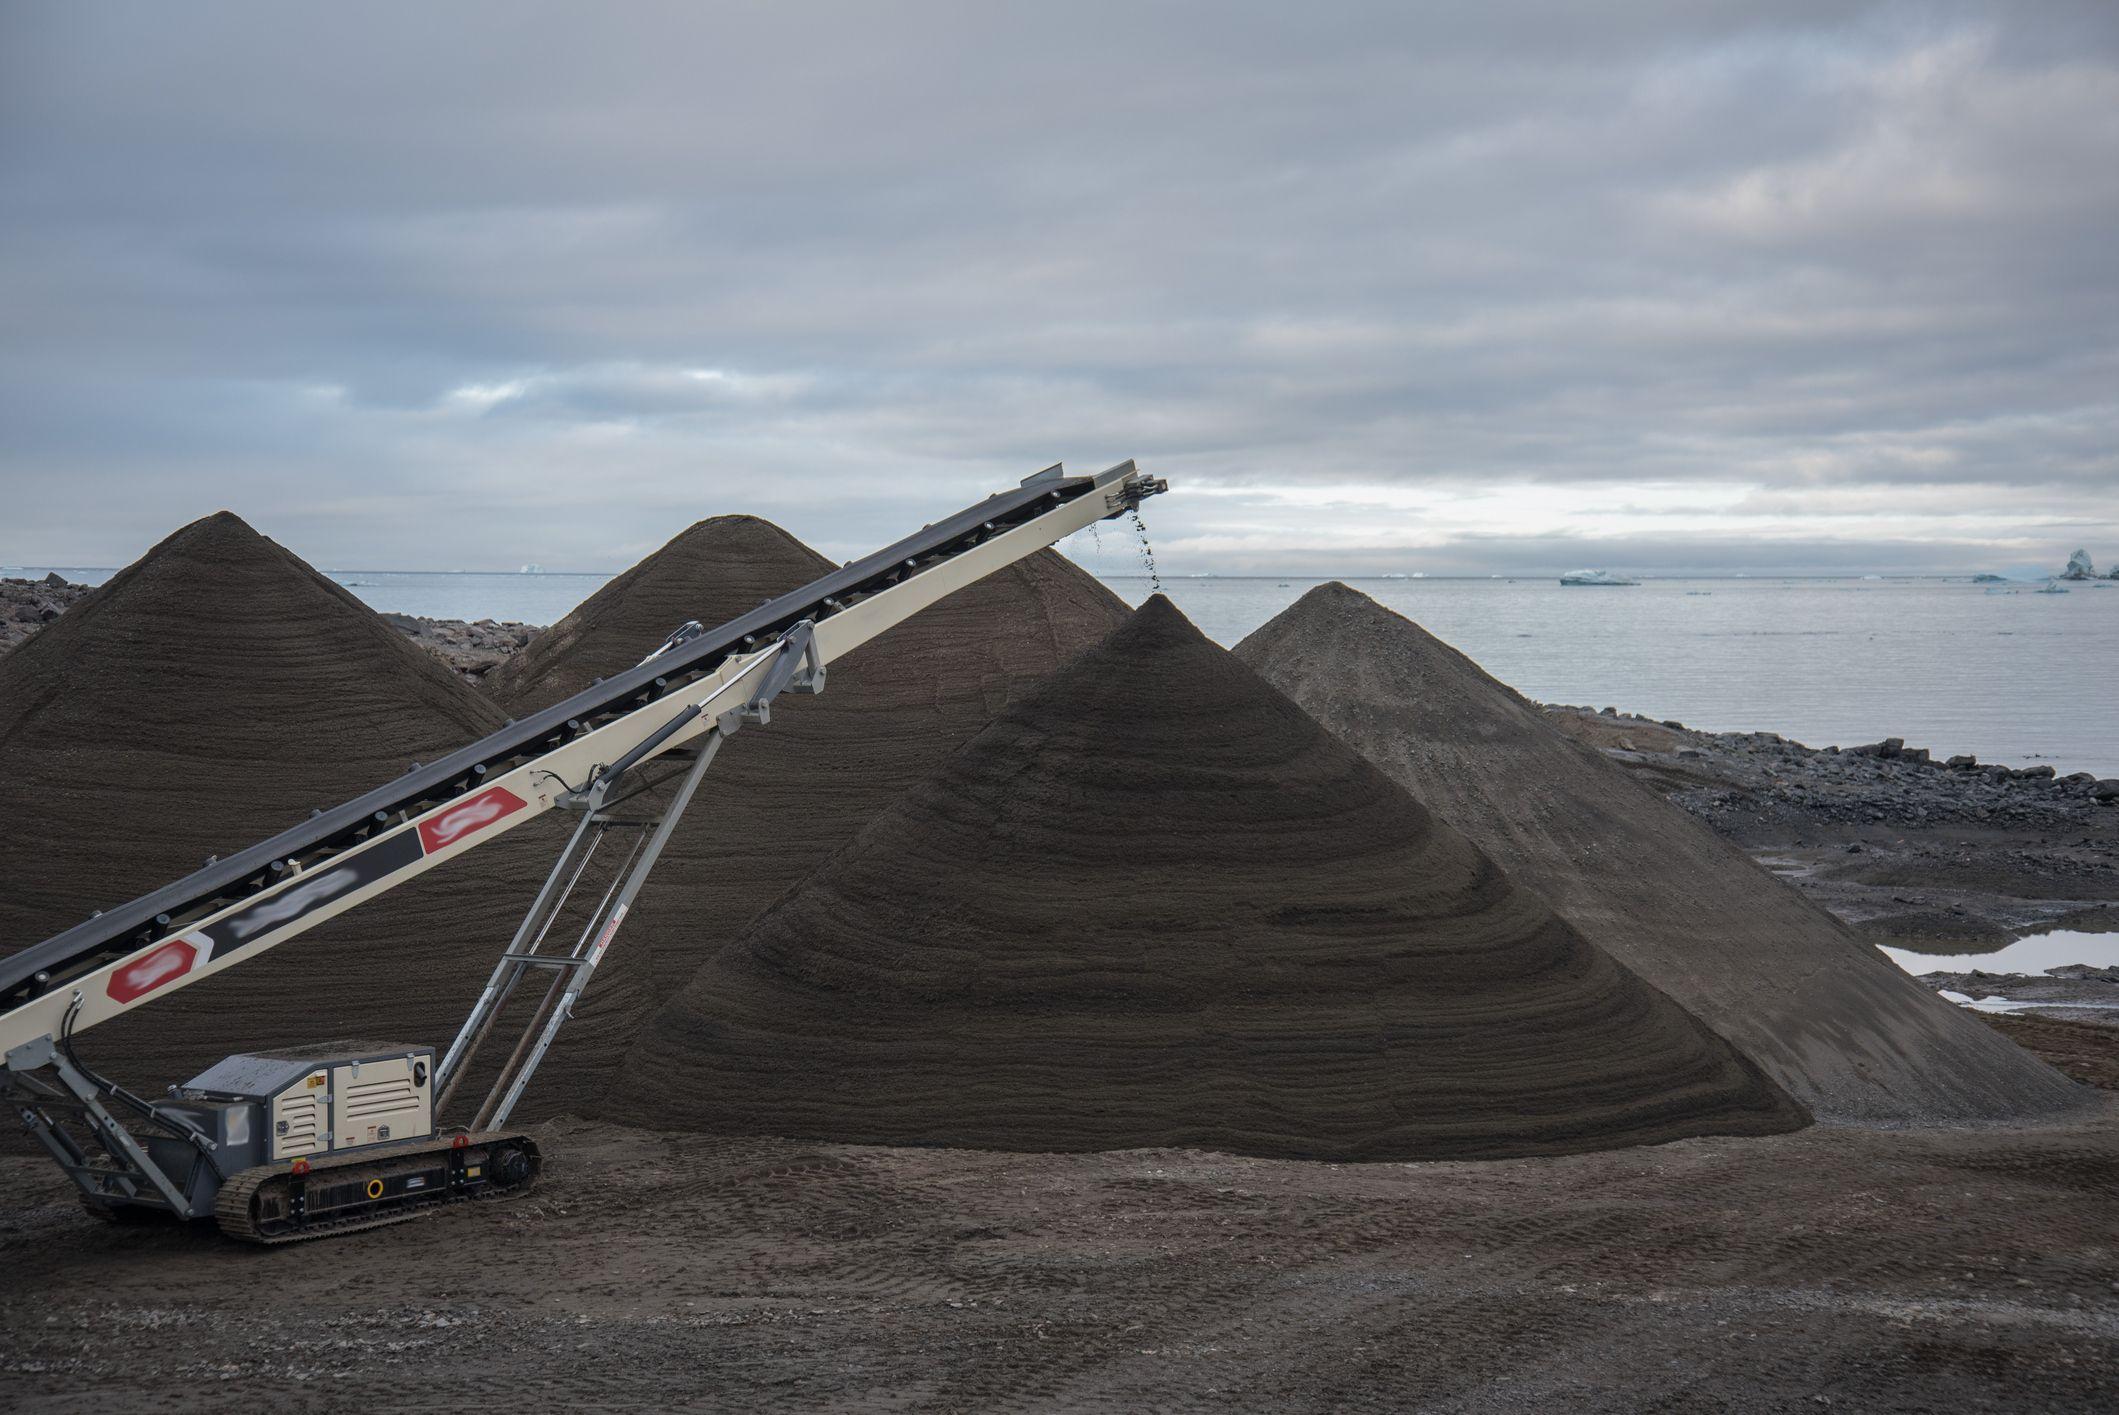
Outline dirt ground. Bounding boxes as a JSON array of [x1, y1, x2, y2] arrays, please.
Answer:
[[1985, 1015, 2119, 1090], [3, 1105, 2116, 1413]]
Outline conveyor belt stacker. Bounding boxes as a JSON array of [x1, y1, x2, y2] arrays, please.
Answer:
[[0, 461, 1165, 1242]]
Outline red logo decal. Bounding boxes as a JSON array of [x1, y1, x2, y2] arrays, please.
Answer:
[[107, 938, 201, 1004], [417, 786, 528, 853]]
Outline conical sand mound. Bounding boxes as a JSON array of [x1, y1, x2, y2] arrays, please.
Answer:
[[488, 525, 1131, 1117], [0, 513, 569, 1096], [484, 515, 835, 712], [613, 596, 1807, 1160], [1235, 583, 2084, 1122]]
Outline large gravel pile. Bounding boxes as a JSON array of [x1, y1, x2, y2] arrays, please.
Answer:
[[485, 519, 1130, 1116], [1235, 582, 2087, 1123], [0, 513, 571, 1095], [614, 596, 1808, 1159], [483, 515, 833, 711]]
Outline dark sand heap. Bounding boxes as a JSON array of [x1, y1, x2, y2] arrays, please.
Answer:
[[490, 522, 1130, 1116], [484, 515, 835, 712], [477, 516, 837, 1111], [611, 596, 1807, 1160], [0, 513, 574, 1096], [1234, 583, 2085, 1122]]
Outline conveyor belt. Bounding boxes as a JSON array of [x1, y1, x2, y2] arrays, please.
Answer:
[[1, 462, 1147, 1012]]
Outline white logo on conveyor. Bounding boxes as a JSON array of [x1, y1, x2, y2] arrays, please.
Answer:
[[426, 795, 507, 847], [228, 867, 360, 941], [126, 944, 191, 989]]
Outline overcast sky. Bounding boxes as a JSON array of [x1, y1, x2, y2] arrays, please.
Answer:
[[3, 2, 2114, 577]]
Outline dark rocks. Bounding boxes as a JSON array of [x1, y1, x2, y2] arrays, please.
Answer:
[[1529, 692, 2116, 989], [0, 574, 96, 653], [1918, 965, 2119, 1019], [356, 611, 537, 683]]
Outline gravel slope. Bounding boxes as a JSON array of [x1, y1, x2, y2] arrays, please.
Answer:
[[1235, 582, 2086, 1123], [618, 596, 1805, 1159]]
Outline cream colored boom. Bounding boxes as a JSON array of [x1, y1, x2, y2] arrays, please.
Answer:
[[0, 469, 1154, 1056]]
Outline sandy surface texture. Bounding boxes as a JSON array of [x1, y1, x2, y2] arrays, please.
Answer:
[[2, 1109, 2114, 1412], [620, 597, 1804, 1158], [1236, 583, 2084, 1124], [1984, 1015, 2119, 1089], [496, 532, 1128, 1118], [482, 515, 835, 712], [0, 514, 582, 1101]]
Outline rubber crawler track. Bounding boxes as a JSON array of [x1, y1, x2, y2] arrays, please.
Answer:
[[214, 1132, 541, 1245]]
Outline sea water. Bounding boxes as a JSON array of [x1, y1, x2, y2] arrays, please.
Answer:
[[1098, 575, 2119, 780], [16, 564, 2117, 777]]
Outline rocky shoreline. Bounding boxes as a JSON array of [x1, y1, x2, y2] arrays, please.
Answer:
[[0, 573, 94, 653], [377, 610, 539, 682], [1549, 704, 2119, 1030]]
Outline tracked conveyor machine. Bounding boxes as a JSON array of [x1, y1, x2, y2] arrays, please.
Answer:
[[0, 461, 1165, 1242]]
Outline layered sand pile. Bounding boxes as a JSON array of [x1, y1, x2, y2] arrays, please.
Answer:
[[484, 515, 834, 712], [612, 597, 1808, 1160], [0, 514, 571, 1092], [1235, 582, 2084, 1122], [489, 523, 1130, 1120]]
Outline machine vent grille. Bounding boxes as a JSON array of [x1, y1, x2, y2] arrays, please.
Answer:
[[275, 1093, 324, 1158], [343, 1077, 417, 1119]]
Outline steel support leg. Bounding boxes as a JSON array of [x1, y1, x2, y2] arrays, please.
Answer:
[[472, 728, 726, 1129], [434, 805, 608, 1112], [4, 1035, 202, 1215], [435, 616, 825, 1130]]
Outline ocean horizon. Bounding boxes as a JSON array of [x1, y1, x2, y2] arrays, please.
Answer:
[[10, 563, 2114, 779]]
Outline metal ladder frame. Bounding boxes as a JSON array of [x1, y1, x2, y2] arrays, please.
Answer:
[[434, 619, 827, 1128]]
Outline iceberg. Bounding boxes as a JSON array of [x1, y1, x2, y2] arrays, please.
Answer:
[[2060, 549, 2095, 581], [1558, 569, 1639, 587]]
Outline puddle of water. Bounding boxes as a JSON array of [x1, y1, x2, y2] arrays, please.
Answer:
[[1881, 928, 2119, 978], [1936, 991, 2025, 1012], [1931, 991, 2119, 1015]]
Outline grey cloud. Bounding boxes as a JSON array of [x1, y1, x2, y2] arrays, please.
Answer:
[[1, 2, 2115, 574]]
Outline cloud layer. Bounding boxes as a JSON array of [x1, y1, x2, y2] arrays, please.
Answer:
[[3, 2, 2114, 575]]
